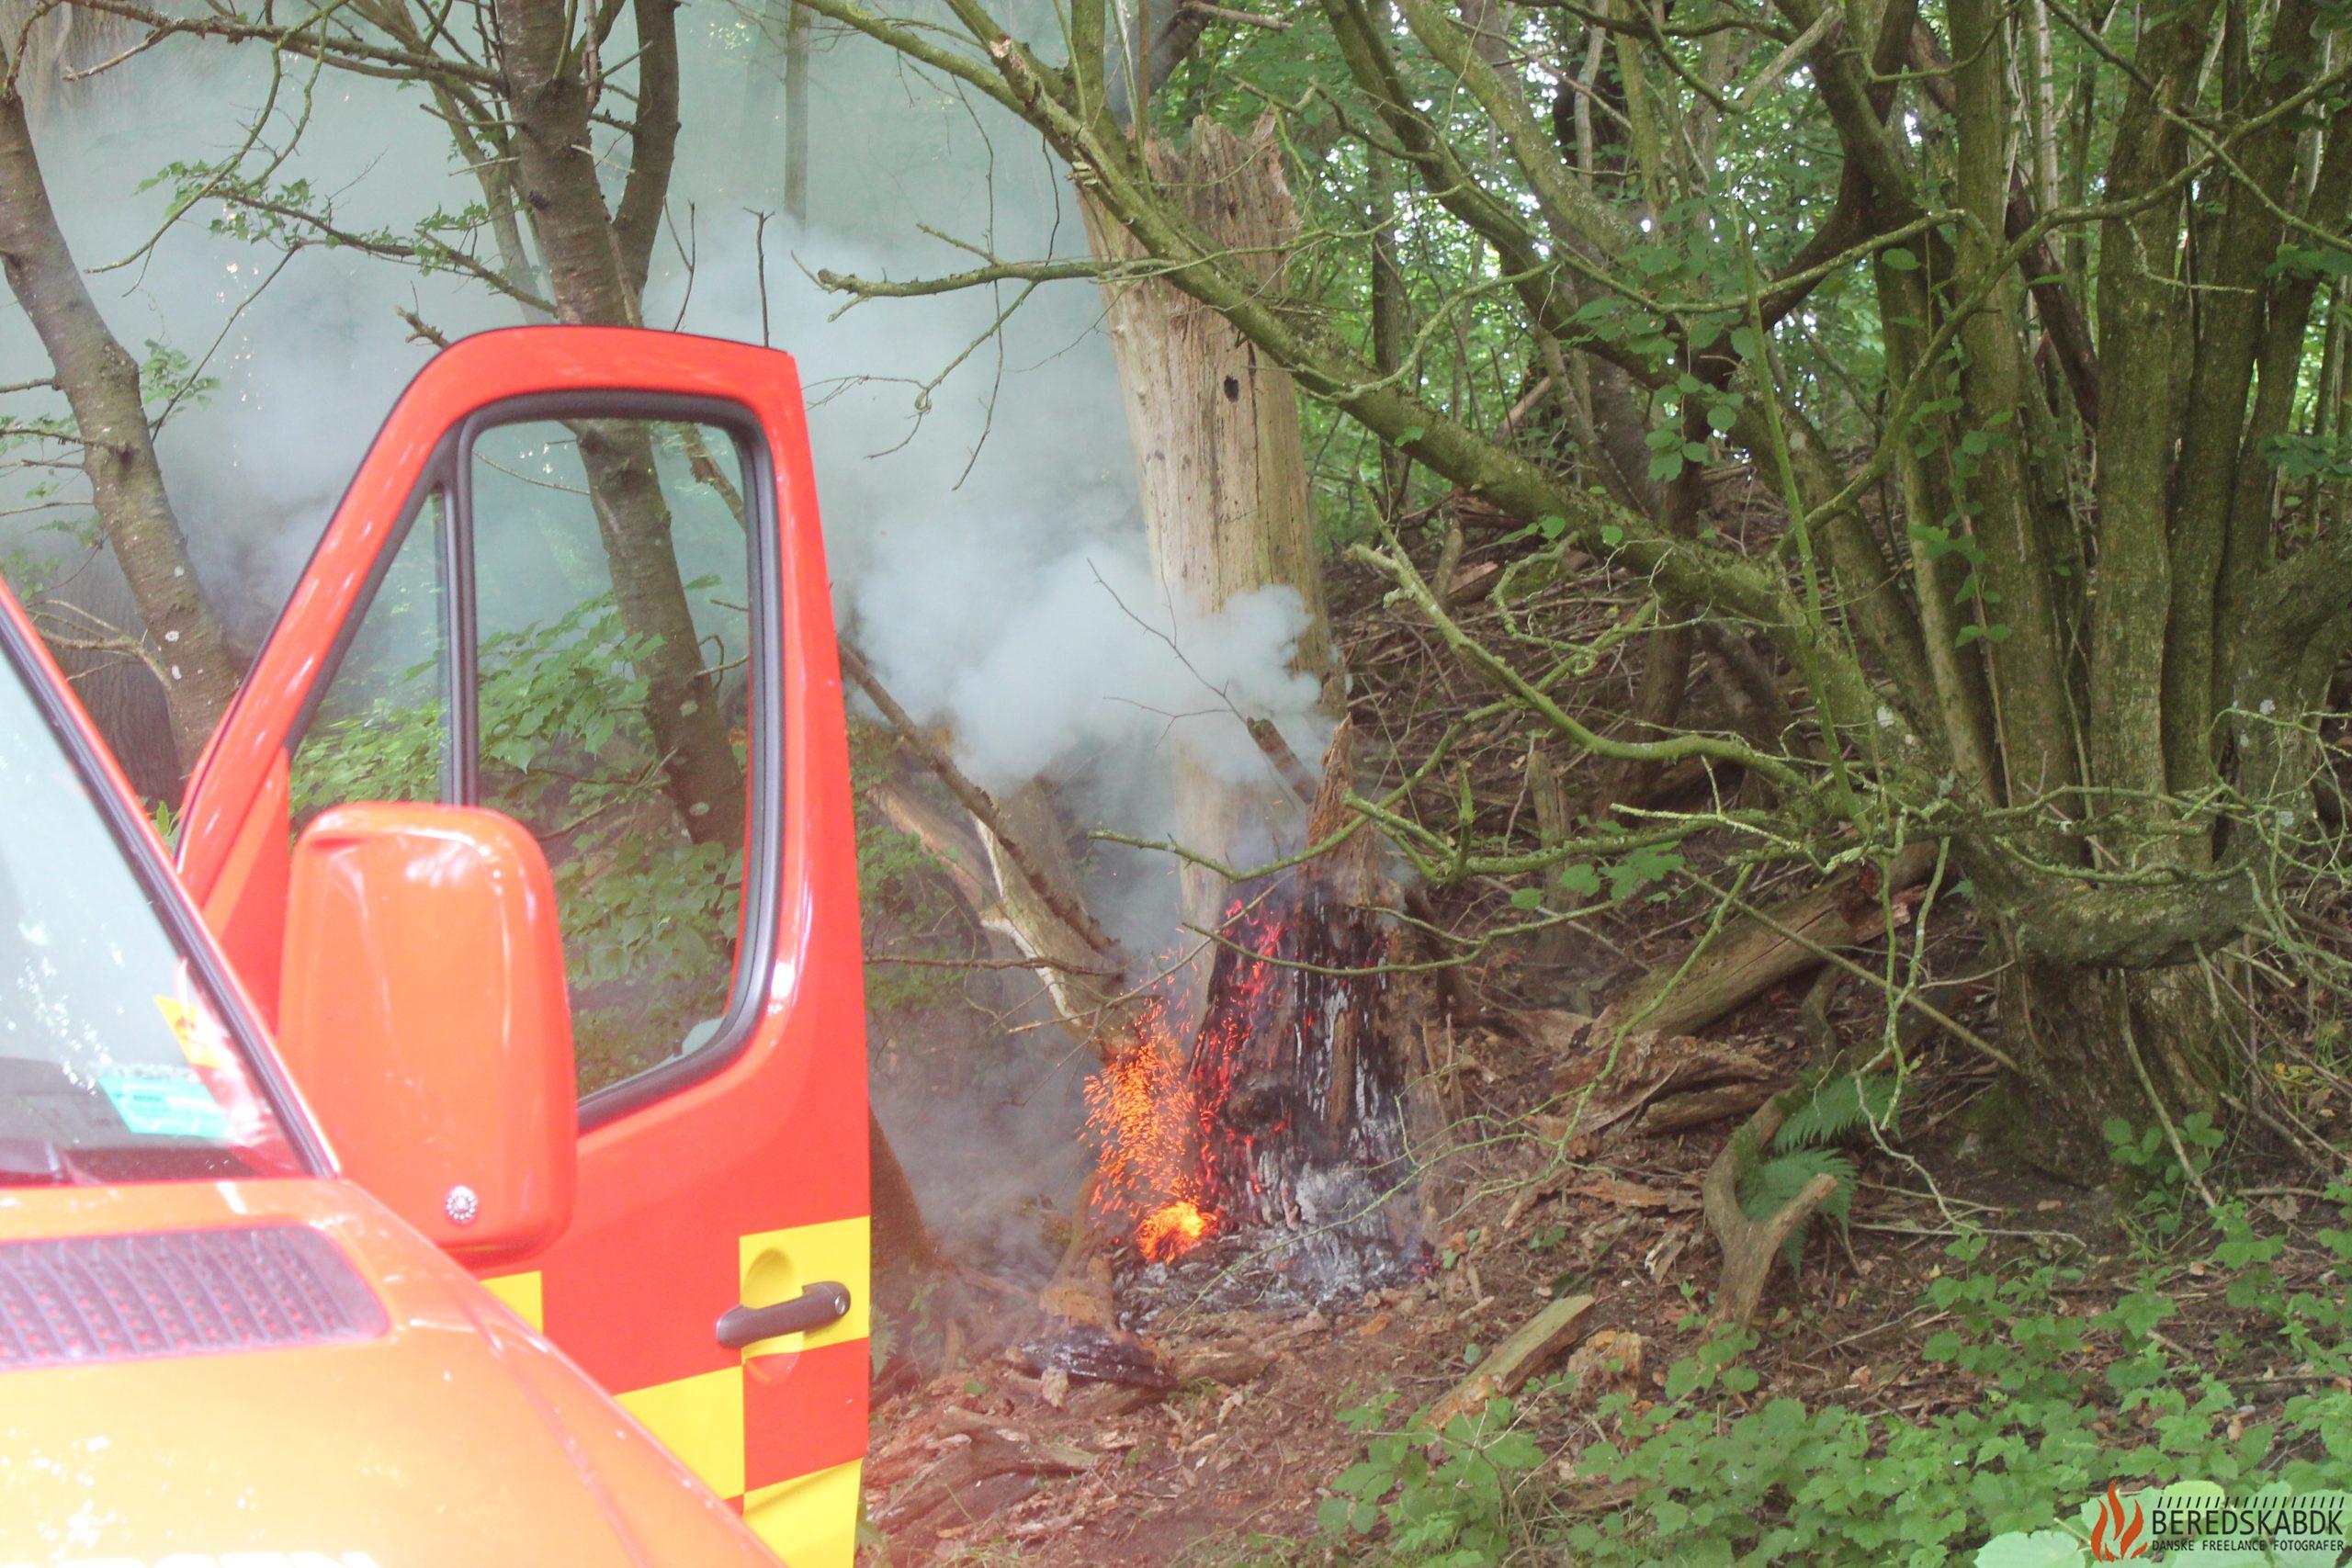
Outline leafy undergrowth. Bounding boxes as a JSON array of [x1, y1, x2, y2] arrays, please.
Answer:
[[1296, 1145, 2352, 1568], [869, 1045, 2352, 1568], [865, 542, 2352, 1568]]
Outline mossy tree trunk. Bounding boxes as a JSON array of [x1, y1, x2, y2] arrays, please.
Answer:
[[492, 0, 744, 848], [0, 75, 239, 769]]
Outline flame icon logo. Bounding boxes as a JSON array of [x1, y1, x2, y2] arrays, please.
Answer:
[[2089, 1482, 2150, 1561]]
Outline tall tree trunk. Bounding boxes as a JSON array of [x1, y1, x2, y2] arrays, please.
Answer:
[[784, 0, 813, 224], [1368, 0, 1408, 515], [869, 1105, 936, 1289], [1080, 117, 1337, 942], [0, 81, 238, 768], [493, 0, 745, 847]]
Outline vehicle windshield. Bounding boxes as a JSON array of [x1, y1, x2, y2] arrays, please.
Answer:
[[0, 646, 301, 1184]]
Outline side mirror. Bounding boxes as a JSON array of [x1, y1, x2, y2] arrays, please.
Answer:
[[277, 802, 575, 1267]]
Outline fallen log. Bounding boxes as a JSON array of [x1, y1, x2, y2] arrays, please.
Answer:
[[1424, 1293, 1595, 1434], [1637, 1078, 1778, 1134], [1170, 1343, 1275, 1386], [1548, 1030, 1771, 1140], [1016, 1323, 1174, 1391], [1594, 843, 1938, 1041]]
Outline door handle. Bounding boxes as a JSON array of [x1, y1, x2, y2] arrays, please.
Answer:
[[716, 1281, 852, 1350]]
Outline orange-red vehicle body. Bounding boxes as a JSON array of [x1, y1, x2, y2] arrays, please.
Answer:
[[178, 329, 872, 1560], [1, 328, 870, 1562], [0, 1180, 788, 1565]]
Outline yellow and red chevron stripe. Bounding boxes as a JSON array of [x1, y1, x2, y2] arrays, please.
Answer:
[[487, 1213, 869, 1566]]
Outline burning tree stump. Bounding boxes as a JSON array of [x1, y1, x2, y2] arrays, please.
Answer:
[[855, 647, 1434, 1320], [1087, 725, 1435, 1308]]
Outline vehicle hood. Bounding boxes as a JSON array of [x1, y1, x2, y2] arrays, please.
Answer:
[[0, 1178, 780, 1567]]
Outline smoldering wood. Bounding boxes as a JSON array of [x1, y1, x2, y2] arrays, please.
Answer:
[[1016, 1322, 1173, 1390], [1110, 723, 1437, 1312]]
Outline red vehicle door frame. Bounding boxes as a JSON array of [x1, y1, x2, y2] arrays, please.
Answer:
[[176, 327, 870, 1554]]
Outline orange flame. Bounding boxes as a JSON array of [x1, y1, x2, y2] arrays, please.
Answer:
[[1136, 1200, 1213, 1260], [2089, 1482, 2148, 1562], [1083, 998, 1219, 1261], [1082, 900, 1303, 1262]]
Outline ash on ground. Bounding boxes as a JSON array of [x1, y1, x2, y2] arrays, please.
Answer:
[[1117, 1167, 1430, 1323]]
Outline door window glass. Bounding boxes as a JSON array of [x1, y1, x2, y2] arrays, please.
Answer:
[[289, 490, 449, 827], [469, 418, 755, 1097]]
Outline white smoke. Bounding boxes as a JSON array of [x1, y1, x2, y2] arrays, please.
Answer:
[[6, 13, 1332, 1231], [10, 22, 1329, 912]]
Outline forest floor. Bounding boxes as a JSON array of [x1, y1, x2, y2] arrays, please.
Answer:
[[855, 515, 2350, 1564], [859, 964, 2120, 1565]]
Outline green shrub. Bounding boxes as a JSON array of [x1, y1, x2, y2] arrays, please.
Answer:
[[1322, 1172, 2352, 1566]]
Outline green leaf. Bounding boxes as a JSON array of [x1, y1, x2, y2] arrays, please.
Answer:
[[1884, 247, 1922, 272], [1510, 886, 1544, 910], [1974, 1529, 2086, 1567]]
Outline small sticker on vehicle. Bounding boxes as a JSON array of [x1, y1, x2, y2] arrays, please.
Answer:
[[154, 994, 232, 1071], [97, 1072, 232, 1139]]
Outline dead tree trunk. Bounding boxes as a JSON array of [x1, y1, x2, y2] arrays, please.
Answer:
[[1171, 723, 1434, 1286], [849, 648, 1153, 1061], [0, 79, 239, 767], [783, 0, 813, 223], [1080, 117, 1337, 946]]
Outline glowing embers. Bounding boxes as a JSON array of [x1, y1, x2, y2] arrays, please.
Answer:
[[1082, 889, 1425, 1305], [1082, 998, 1222, 1264], [1080, 899, 1301, 1267]]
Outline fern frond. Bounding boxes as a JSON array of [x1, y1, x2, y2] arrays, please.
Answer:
[[1773, 1071, 1898, 1151], [1737, 1147, 1855, 1268]]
